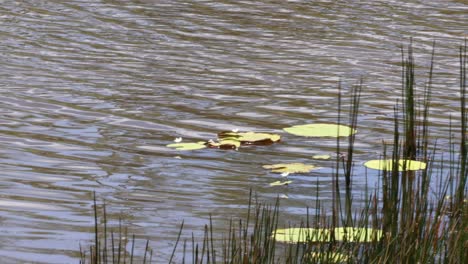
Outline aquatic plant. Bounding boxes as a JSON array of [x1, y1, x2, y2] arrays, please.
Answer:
[[272, 227, 383, 243], [364, 159, 426, 171], [263, 163, 318, 174], [218, 131, 281, 145], [166, 131, 281, 151], [283, 123, 356, 137], [79, 193, 153, 264], [269, 180, 293, 186], [312, 154, 331, 160], [206, 139, 241, 149], [166, 142, 207, 151]]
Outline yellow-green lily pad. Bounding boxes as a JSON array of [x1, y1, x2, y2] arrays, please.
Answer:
[[312, 154, 331, 160], [273, 227, 382, 243], [283, 124, 356, 137], [166, 142, 207, 151], [332, 227, 383, 242], [218, 131, 281, 145], [364, 159, 426, 171], [269, 180, 293, 186], [273, 228, 329, 243], [310, 252, 349, 262], [263, 163, 317, 174]]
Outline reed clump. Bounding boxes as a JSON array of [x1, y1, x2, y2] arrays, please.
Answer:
[[79, 194, 153, 264], [80, 42, 467, 263]]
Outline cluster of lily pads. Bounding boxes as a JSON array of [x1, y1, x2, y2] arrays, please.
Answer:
[[166, 123, 427, 254], [167, 130, 281, 151], [167, 124, 353, 186], [167, 122, 426, 174]]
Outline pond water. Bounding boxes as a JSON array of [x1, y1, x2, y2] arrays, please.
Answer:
[[0, 0, 466, 263]]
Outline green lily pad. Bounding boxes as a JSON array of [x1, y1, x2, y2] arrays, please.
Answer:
[[166, 142, 207, 151], [207, 139, 241, 150], [263, 163, 317, 174], [283, 124, 356, 137], [310, 252, 349, 262], [218, 131, 281, 145], [269, 180, 293, 186], [312, 154, 331, 160], [273, 227, 382, 243], [364, 159, 426, 171]]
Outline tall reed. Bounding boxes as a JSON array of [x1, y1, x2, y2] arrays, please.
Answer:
[[79, 193, 153, 264]]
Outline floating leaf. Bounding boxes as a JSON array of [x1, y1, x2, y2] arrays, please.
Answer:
[[269, 180, 292, 186], [206, 139, 241, 150], [283, 123, 356, 137], [273, 227, 382, 243], [310, 252, 349, 263], [273, 228, 329, 243], [218, 131, 281, 145], [263, 163, 317, 174], [312, 154, 331, 160], [332, 227, 383, 242], [364, 159, 426, 171], [166, 142, 206, 151]]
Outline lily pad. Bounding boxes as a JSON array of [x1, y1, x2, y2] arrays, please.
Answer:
[[283, 124, 356, 137], [332, 227, 383, 242], [273, 228, 329, 243], [310, 252, 348, 263], [263, 163, 317, 174], [218, 131, 281, 145], [269, 180, 293, 186], [166, 142, 207, 151], [364, 159, 426, 171], [207, 139, 241, 150], [312, 154, 331, 160], [273, 227, 382, 243]]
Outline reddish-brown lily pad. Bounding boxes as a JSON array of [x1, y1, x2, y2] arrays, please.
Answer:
[[218, 131, 281, 145], [206, 139, 241, 150]]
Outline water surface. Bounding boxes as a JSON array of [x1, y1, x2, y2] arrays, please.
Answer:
[[0, 0, 466, 262]]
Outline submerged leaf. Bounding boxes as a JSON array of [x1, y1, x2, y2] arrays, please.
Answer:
[[269, 180, 292, 186], [218, 131, 281, 145], [283, 123, 356, 137], [273, 227, 382, 243], [364, 159, 426, 171], [263, 163, 317, 174], [166, 142, 206, 151]]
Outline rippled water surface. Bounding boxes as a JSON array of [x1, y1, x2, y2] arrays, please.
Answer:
[[0, 0, 467, 263]]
